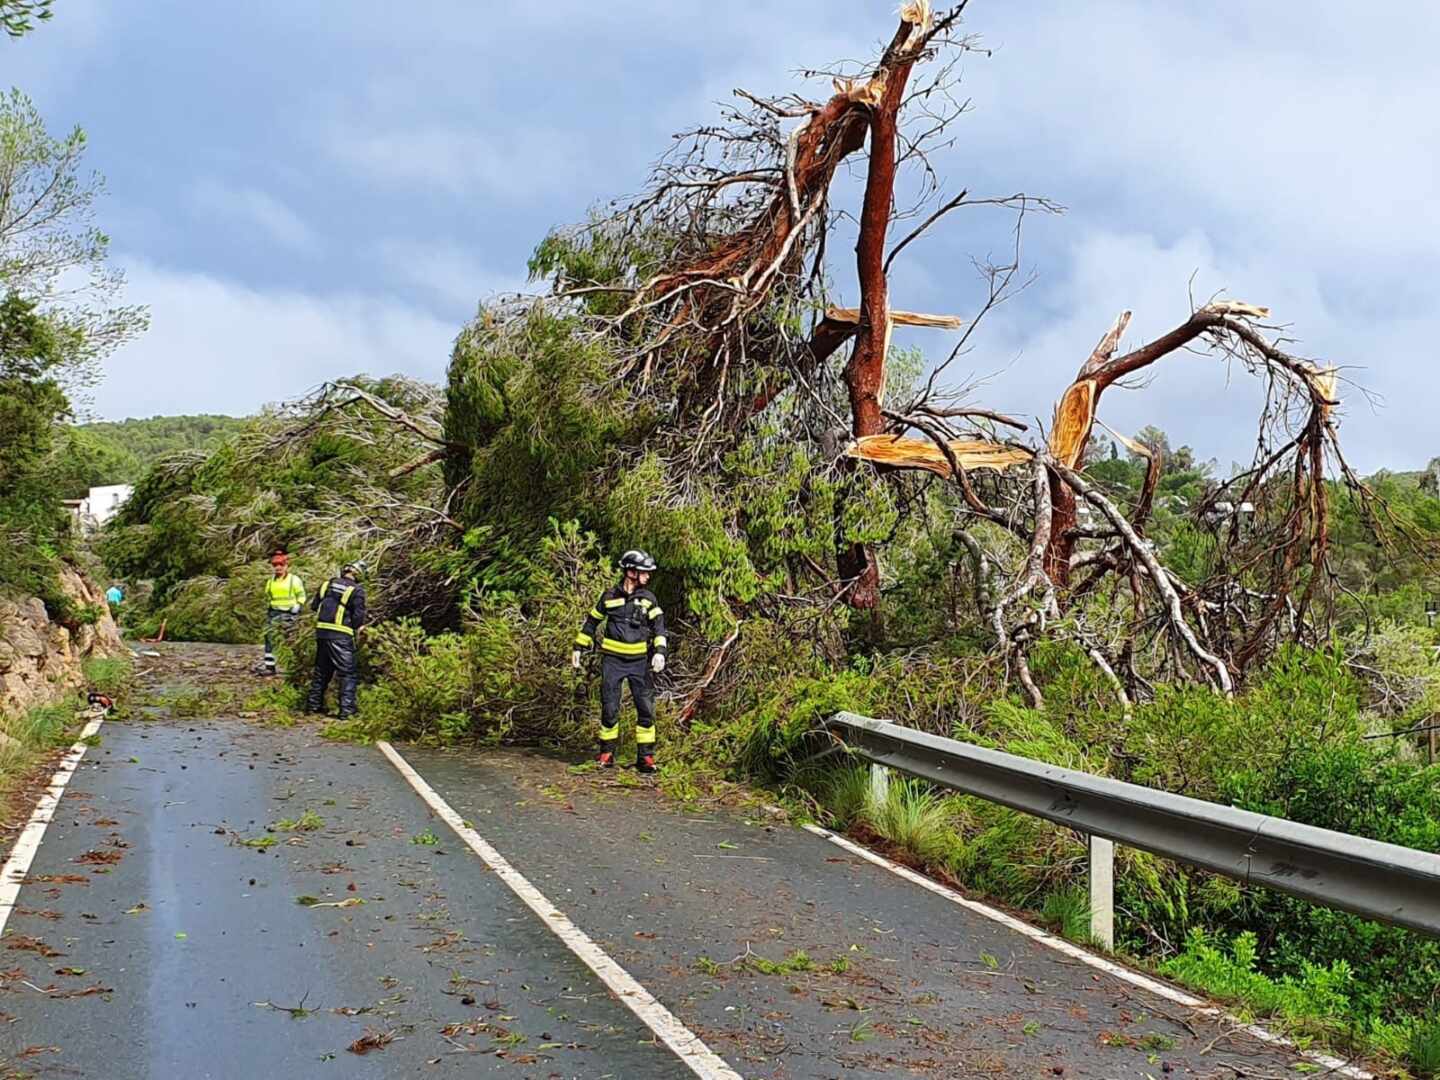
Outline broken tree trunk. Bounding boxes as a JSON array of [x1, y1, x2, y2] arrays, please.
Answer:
[[1041, 303, 1269, 585], [837, 8, 934, 608]]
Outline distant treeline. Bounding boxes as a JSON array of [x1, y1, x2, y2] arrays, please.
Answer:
[[51, 415, 250, 499]]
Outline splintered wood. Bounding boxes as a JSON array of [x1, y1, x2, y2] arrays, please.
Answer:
[[1048, 379, 1097, 468], [847, 434, 1032, 478], [824, 307, 965, 331]]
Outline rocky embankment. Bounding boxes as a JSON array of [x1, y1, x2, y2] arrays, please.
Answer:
[[0, 566, 125, 717]]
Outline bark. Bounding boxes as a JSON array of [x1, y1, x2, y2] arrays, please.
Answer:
[[836, 15, 926, 609]]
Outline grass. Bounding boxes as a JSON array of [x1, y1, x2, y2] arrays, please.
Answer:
[[83, 656, 133, 697], [271, 809, 324, 832], [1040, 885, 1092, 945], [863, 777, 956, 867], [740, 949, 815, 976], [0, 695, 88, 814], [1411, 1019, 1440, 1078], [411, 829, 440, 846]]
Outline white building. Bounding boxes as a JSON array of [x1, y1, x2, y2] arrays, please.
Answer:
[[64, 484, 133, 533]]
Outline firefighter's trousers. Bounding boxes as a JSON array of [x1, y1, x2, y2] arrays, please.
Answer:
[[598, 654, 655, 750], [307, 634, 357, 718]]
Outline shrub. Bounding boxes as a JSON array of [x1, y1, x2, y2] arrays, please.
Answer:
[[1410, 1018, 1440, 1079], [83, 656, 132, 697]]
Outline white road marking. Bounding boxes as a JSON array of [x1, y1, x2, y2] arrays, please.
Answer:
[[804, 824, 1373, 1080], [377, 741, 743, 1080], [0, 712, 108, 936]]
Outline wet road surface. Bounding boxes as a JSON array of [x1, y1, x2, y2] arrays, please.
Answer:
[[0, 643, 1325, 1079]]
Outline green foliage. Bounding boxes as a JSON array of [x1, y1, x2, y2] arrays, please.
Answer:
[[349, 620, 476, 742], [1410, 1018, 1440, 1078], [1158, 931, 1353, 1029], [0, 0, 52, 38], [863, 777, 957, 868], [1040, 886, 1092, 945], [123, 572, 268, 644], [0, 291, 82, 617], [0, 89, 147, 384], [82, 656, 132, 697], [101, 377, 437, 638], [73, 415, 247, 476]]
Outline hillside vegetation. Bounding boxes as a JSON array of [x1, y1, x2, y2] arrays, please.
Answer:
[[47, 415, 250, 500]]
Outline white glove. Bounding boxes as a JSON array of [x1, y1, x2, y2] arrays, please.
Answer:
[[290, 604, 301, 614], [571, 649, 583, 670], [651, 653, 665, 674]]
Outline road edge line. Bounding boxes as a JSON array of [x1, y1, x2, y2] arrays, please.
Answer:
[[377, 741, 743, 1080], [0, 711, 108, 935], [803, 824, 1372, 1080]]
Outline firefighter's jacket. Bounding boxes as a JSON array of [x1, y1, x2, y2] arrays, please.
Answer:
[[575, 586, 668, 660], [311, 577, 367, 641]]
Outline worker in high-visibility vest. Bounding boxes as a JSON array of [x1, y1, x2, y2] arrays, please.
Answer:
[[262, 550, 306, 675], [305, 562, 367, 719], [572, 550, 668, 773]]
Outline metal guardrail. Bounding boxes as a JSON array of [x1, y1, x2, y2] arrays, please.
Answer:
[[826, 711, 1440, 942]]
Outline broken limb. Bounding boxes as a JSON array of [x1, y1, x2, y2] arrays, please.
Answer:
[[1047, 457, 1233, 696]]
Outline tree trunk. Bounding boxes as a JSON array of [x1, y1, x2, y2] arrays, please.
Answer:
[[836, 18, 922, 610]]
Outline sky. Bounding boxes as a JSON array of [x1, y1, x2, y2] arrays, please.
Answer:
[[6, 1, 1438, 472]]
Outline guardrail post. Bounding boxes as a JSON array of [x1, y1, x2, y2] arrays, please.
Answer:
[[1088, 835, 1115, 950], [869, 763, 890, 807]]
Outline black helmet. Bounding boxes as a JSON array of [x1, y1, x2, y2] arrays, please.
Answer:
[[618, 549, 657, 573]]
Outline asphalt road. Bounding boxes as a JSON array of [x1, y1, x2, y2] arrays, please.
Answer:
[[0, 644, 1324, 1079]]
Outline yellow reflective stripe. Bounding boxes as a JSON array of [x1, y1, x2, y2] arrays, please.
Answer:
[[589, 607, 603, 620], [647, 607, 663, 620], [600, 638, 647, 656], [599, 724, 619, 741], [652, 635, 667, 648], [317, 585, 355, 634], [574, 632, 593, 647], [635, 726, 656, 744], [603, 597, 625, 608]]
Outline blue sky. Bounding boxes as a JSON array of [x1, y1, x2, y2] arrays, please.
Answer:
[[8, 1, 1438, 470]]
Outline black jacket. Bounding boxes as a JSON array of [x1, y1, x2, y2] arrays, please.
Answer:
[[575, 584, 667, 660], [311, 576, 366, 640]]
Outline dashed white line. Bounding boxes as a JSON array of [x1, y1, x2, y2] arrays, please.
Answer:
[[377, 741, 743, 1080], [0, 711, 108, 936], [804, 824, 1372, 1080]]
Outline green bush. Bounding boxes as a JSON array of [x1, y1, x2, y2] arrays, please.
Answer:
[[1158, 930, 1353, 1030]]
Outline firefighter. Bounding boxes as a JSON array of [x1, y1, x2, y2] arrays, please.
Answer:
[[572, 550, 667, 773], [305, 562, 367, 719], [262, 550, 306, 675]]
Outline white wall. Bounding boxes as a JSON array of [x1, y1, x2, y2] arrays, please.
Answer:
[[84, 485, 133, 528]]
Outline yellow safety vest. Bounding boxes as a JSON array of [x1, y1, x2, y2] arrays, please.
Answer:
[[265, 573, 305, 611]]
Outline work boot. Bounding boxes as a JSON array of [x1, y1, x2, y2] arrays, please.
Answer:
[[596, 749, 616, 768], [636, 753, 657, 775]]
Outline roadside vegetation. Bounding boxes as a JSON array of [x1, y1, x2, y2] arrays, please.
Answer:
[[0, 655, 132, 822]]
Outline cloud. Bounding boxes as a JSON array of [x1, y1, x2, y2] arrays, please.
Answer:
[[375, 240, 533, 316], [957, 227, 1433, 474], [328, 125, 578, 202], [94, 258, 456, 420], [187, 181, 320, 256]]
